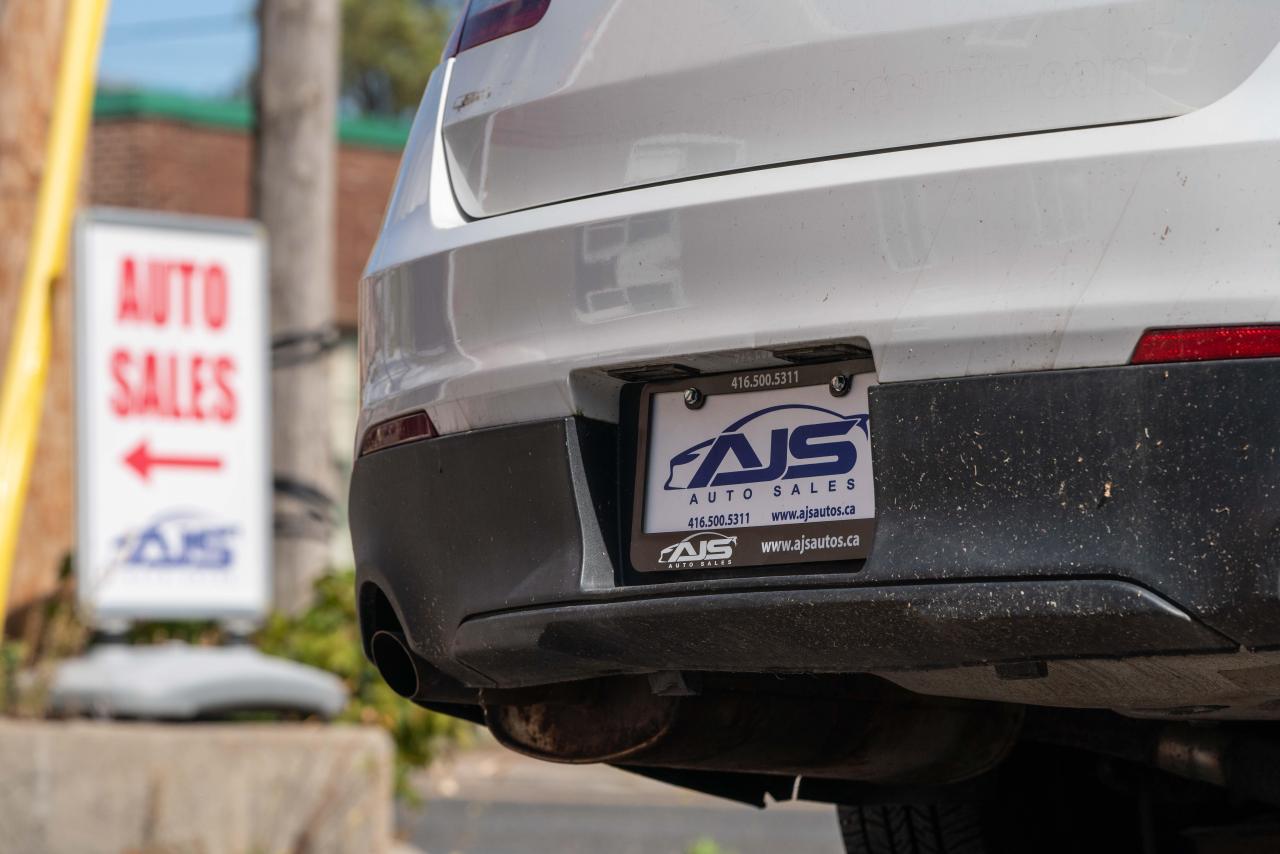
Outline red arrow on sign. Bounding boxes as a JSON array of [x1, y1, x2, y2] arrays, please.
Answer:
[[123, 440, 223, 481]]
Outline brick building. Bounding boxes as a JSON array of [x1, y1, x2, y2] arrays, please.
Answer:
[[91, 90, 409, 327]]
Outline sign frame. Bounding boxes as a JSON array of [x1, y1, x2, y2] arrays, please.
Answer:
[[74, 207, 272, 625], [628, 358, 877, 575]]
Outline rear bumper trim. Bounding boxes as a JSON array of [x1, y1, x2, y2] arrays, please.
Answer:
[[352, 358, 1280, 689], [453, 579, 1230, 689]]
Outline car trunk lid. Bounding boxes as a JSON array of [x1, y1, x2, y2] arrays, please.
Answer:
[[442, 0, 1280, 217]]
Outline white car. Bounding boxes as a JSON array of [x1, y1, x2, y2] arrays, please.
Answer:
[[351, 2, 1280, 850]]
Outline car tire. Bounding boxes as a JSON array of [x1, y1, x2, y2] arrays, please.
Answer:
[[838, 803, 988, 854]]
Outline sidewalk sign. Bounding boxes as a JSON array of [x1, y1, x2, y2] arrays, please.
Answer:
[[75, 208, 270, 625]]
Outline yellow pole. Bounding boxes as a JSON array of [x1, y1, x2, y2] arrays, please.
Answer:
[[0, 0, 111, 633]]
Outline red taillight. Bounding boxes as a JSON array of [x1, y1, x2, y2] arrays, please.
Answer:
[[1131, 326, 1280, 365], [451, 0, 551, 55], [359, 412, 437, 457]]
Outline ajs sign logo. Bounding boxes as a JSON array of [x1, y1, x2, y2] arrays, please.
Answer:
[[113, 511, 238, 570], [664, 404, 868, 491], [658, 531, 738, 567]]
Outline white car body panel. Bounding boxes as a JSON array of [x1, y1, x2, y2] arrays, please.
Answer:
[[442, 0, 1280, 216], [360, 40, 1280, 443]]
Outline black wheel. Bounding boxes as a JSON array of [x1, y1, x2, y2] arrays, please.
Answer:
[[835, 743, 1139, 854], [833, 741, 1275, 854], [838, 803, 987, 854]]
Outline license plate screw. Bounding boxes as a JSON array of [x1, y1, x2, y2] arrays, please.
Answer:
[[683, 387, 705, 409], [829, 374, 851, 396]]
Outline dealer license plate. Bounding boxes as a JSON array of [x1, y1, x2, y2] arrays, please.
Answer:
[[630, 361, 876, 573]]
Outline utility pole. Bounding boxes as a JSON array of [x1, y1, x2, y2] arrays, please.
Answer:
[[0, 0, 77, 619], [253, 0, 339, 613]]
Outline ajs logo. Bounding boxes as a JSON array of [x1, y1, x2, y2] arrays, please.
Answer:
[[659, 531, 738, 566], [113, 511, 238, 569], [665, 404, 869, 491]]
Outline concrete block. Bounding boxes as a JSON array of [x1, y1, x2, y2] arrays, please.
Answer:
[[0, 720, 394, 854]]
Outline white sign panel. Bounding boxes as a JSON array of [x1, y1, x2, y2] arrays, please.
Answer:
[[76, 209, 270, 622], [642, 375, 877, 535]]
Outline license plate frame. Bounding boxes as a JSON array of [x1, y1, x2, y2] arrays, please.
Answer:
[[629, 359, 877, 574]]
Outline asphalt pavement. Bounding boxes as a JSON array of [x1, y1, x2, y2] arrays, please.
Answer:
[[400, 743, 843, 854]]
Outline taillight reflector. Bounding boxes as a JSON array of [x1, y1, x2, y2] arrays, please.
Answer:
[[454, 0, 551, 54], [1131, 326, 1280, 365], [359, 412, 436, 457]]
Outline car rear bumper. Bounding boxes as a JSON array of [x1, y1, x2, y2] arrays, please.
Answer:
[[352, 358, 1280, 700]]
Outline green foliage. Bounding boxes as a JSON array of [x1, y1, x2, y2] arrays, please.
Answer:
[[686, 839, 737, 854], [342, 0, 453, 115], [1, 557, 89, 716], [255, 570, 472, 794], [128, 619, 222, 646], [0, 640, 24, 713]]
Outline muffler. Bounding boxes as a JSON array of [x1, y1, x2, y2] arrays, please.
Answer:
[[483, 675, 1022, 785]]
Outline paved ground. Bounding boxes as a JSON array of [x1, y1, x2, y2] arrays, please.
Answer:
[[400, 743, 842, 854]]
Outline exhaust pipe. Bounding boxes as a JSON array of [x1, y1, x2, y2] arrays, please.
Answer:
[[370, 630, 421, 698], [483, 675, 1022, 785], [1025, 708, 1280, 807], [1155, 726, 1280, 806], [369, 629, 476, 704]]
